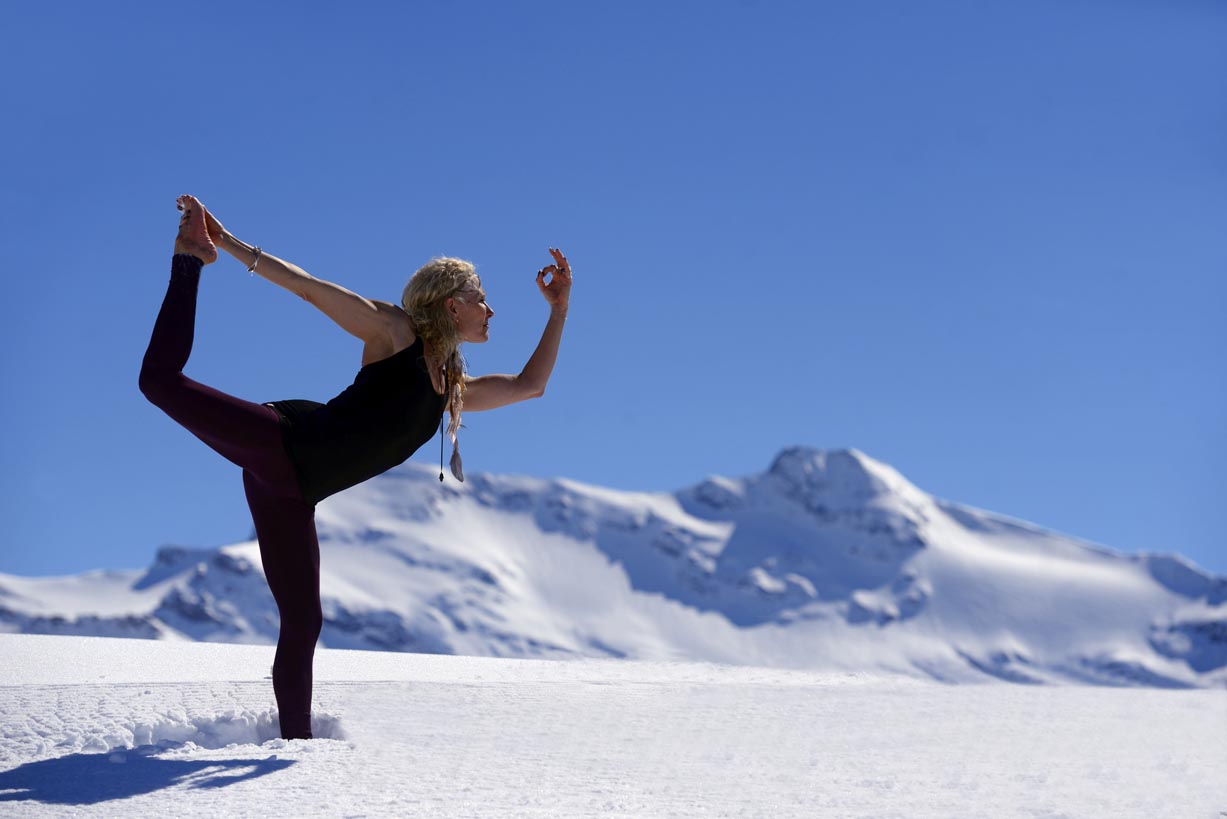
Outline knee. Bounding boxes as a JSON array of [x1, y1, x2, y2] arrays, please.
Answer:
[[281, 605, 324, 645], [137, 363, 163, 402], [138, 363, 175, 405]]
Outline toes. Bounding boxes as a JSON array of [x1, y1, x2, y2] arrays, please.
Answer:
[[176, 194, 204, 215]]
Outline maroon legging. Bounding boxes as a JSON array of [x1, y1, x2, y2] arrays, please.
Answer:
[[139, 254, 320, 740]]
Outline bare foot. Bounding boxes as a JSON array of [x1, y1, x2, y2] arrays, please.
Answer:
[[174, 194, 218, 264]]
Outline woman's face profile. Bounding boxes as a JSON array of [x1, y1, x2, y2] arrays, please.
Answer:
[[450, 286, 494, 343]]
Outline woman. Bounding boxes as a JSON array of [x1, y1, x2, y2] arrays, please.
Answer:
[[139, 195, 571, 739]]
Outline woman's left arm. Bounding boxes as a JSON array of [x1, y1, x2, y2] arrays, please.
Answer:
[[464, 248, 572, 412]]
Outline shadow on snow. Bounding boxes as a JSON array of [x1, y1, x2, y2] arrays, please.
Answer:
[[0, 745, 295, 805]]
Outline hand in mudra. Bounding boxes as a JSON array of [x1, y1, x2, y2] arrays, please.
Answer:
[[537, 248, 572, 312]]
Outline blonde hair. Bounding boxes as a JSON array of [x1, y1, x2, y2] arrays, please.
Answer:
[[401, 256, 480, 480]]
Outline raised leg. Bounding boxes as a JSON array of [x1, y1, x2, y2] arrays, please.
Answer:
[[138, 254, 300, 492]]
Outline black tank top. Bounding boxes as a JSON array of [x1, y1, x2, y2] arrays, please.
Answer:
[[268, 337, 446, 504]]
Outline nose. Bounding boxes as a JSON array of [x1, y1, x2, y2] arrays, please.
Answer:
[[485, 303, 494, 318]]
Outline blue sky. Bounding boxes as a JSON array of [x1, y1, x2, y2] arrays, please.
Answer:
[[1, 0, 1224, 577]]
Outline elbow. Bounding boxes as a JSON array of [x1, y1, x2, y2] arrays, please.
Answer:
[[295, 273, 320, 302], [519, 378, 546, 400]]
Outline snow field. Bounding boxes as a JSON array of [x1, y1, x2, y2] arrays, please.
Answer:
[[1, 635, 1224, 818]]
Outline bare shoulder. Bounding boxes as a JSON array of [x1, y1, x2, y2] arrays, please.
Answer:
[[373, 301, 416, 347], [361, 301, 418, 366]]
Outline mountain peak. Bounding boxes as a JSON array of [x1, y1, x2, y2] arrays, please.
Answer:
[[766, 447, 920, 505]]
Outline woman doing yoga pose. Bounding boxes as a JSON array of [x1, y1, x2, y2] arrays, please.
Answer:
[[140, 195, 571, 739]]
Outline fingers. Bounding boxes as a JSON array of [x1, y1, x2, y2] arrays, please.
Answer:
[[202, 206, 224, 240], [537, 250, 572, 302], [548, 247, 571, 275]]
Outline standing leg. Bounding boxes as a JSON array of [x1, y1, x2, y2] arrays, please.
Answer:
[[244, 470, 322, 740]]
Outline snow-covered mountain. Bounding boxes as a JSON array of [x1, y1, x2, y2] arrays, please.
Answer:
[[3, 447, 1223, 687]]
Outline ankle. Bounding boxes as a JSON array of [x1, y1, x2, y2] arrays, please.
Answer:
[[171, 253, 204, 277]]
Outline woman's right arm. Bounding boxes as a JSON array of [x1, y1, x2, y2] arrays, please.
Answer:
[[214, 226, 403, 346]]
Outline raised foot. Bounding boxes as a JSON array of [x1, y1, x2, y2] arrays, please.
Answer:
[[174, 194, 218, 264]]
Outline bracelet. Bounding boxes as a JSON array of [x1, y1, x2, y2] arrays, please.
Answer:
[[247, 246, 263, 274]]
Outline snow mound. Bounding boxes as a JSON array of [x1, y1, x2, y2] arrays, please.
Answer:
[[97, 710, 347, 753], [0, 700, 346, 764]]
